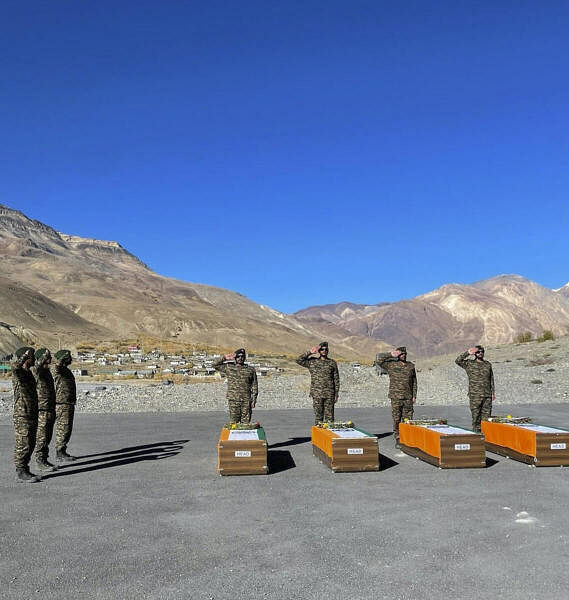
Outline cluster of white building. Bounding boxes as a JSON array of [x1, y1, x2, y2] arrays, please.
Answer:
[[74, 346, 281, 379]]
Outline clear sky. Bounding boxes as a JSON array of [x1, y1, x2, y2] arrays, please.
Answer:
[[2, 1, 569, 313]]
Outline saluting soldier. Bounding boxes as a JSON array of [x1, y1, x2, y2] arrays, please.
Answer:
[[12, 347, 41, 482], [32, 348, 58, 472], [53, 349, 78, 462], [296, 342, 340, 425], [375, 347, 417, 448], [213, 348, 258, 423], [455, 345, 495, 432]]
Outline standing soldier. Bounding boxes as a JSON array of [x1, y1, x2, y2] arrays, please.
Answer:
[[375, 347, 417, 448], [53, 349, 78, 462], [12, 347, 41, 482], [32, 348, 58, 472], [455, 345, 495, 432], [213, 348, 258, 423], [296, 342, 340, 425]]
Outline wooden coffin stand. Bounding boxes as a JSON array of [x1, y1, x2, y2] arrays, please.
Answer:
[[399, 420, 485, 469], [482, 417, 569, 467], [311, 424, 379, 472], [217, 426, 268, 476]]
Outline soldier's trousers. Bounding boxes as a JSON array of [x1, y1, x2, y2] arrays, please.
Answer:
[[469, 396, 492, 432], [228, 399, 252, 423], [34, 409, 55, 460], [14, 415, 38, 468], [55, 403, 75, 451], [391, 398, 414, 436], [313, 397, 334, 425]]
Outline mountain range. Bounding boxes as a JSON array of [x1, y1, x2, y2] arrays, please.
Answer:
[[1, 204, 567, 358], [0, 205, 388, 358]]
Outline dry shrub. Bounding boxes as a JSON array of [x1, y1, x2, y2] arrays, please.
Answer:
[[538, 330, 555, 342], [514, 332, 533, 344]]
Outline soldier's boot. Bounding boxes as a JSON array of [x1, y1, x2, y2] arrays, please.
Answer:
[[394, 434, 401, 449], [15, 467, 41, 483], [56, 450, 77, 463], [36, 457, 59, 472]]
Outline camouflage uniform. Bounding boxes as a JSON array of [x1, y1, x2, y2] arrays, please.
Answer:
[[53, 352, 77, 453], [32, 350, 56, 462], [455, 351, 495, 432], [375, 353, 417, 436], [213, 357, 258, 423], [296, 351, 340, 424], [12, 350, 38, 469]]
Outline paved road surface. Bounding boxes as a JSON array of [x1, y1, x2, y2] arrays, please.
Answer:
[[2, 405, 569, 599]]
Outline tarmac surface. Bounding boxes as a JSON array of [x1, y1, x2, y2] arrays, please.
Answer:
[[3, 404, 569, 600]]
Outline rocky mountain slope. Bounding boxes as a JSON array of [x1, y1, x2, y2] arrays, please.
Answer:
[[0, 205, 387, 358], [296, 275, 569, 355]]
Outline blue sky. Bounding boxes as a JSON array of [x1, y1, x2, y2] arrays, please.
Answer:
[[2, 1, 568, 312]]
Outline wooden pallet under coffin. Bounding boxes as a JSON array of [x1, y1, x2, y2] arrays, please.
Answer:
[[311, 426, 379, 472], [217, 427, 268, 475], [399, 423, 485, 469], [482, 421, 569, 466]]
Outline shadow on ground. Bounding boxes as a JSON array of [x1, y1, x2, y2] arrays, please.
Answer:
[[268, 436, 310, 449], [379, 453, 398, 471], [268, 450, 296, 474], [42, 440, 187, 479]]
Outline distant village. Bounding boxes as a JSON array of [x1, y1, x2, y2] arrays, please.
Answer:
[[66, 345, 284, 380]]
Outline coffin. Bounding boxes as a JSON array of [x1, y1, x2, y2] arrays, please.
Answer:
[[482, 420, 569, 466], [399, 422, 485, 468], [217, 427, 268, 475], [311, 426, 379, 472]]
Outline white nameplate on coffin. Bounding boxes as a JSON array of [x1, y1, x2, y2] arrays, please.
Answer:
[[330, 428, 369, 438], [347, 448, 364, 455], [550, 443, 567, 450], [454, 443, 471, 451], [234, 450, 252, 457], [228, 430, 258, 440]]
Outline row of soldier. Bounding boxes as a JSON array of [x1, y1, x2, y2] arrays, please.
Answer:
[[12, 347, 77, 483], [12, 341, 493, 481], [214, 342, 494, 449]]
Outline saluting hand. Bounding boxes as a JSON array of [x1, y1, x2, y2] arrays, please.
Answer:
[[225, 353, 235, 361], [391, 350, 401, 358], [310, 345, 319, 354], [468, 347, 478, 355]]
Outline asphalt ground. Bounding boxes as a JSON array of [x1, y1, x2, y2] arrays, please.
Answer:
[[2, 404, 569, 600]]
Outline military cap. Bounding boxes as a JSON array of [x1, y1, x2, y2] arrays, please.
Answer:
[[319, 341, 329, 349], [54, 349, 72, 360], [15, 346, 35, 358], [475, 345, 485, 352], [234, 348, 246, 356], [35, 348, 51, 362], [396, 346, 407, 353]]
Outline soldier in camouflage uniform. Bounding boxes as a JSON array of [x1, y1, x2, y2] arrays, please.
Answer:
[[32, 348, 58, 472], [213, 348, 258, 423], [53, 349, 78, 462], [455, 345, 495, 432], [375, 347, 417, 448], [296, 342, 340, 425], [12, 347, 41, 482]]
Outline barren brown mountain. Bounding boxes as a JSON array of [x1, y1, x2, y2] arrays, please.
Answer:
[[296, 275, 569, 355], [0, 205, 387, 359]]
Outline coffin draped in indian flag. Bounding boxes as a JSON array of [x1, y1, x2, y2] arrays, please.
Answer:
[[482, 419, 569, 466], [311, 426, 379, 472], [399, 422, 485, 468], [217, 427, 268, 475]]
